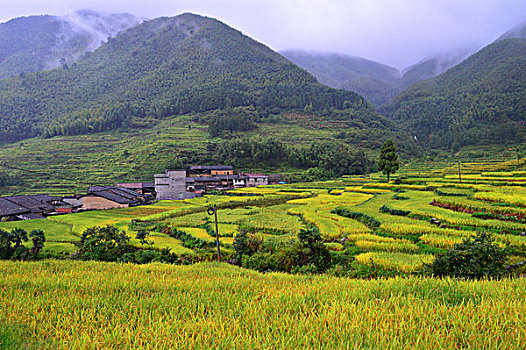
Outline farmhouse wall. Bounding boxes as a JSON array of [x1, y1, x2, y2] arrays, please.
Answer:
[[155, 170, 186, 200], [82, 196, 129, 210]]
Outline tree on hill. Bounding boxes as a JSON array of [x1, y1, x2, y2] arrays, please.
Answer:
[[378, 139, 399, 182]]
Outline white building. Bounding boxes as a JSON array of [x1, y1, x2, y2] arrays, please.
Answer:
[[154, 170, 186, 200]]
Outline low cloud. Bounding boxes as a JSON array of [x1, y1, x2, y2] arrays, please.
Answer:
[[2, 0, 526, 68]]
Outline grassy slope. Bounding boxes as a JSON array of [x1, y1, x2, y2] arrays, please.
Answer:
[[0, 260, 524, 349], [0, 113, 393, 196]]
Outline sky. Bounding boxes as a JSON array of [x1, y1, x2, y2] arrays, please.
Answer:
[[1, 0, 526, 68]]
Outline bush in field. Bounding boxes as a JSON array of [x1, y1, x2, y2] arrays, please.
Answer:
[[233, 230, 251, 263], [0, 228, 45, 261], [428, 231, 508, 279], [122, 250, 162, 264], [238, 228, 332, 274], [29, 230, 46, 257], [77, 225, 134, 262], [242, 252, 280, 272], [294, 227, 332, 273], [135, 229, 153, 246]]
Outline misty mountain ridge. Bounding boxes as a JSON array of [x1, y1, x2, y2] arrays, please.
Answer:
[[0, 9, 141, 78], [399, 47, 478, 88], [383, 38, 526, 149], [498, 19, 526, 40], [280, 50, 400, 106], [281, 47, 477, 106]]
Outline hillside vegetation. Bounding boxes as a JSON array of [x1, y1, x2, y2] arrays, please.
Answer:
[[281, 50, 401, 106], [384, 38, 526, 150], [0, 111, 418, 196], [0, 13, 375, 143]]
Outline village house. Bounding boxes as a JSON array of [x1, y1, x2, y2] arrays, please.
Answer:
[[2, 195, 56, 217], [0, 194, 73, 221], [189, 165, 234, 177], [243, 173, 269, 187], [154, 170, 187, 200], [191, 176, 223, 191], [116, 182, 155, 196], [61, 195, 83, 212], [155, 165, 270, 198], [0, 198, 31, 221], [82, 186, 149, 210]]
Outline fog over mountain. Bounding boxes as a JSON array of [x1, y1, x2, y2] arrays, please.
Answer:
[[0, 9, 140, 78], [498, 20, 526, 40], [2, 0, 526, 69], [282, 45, 480, 106]]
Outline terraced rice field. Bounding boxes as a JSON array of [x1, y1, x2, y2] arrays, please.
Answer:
[[2, 160, 526, 348], [1, 160, 526, 273]]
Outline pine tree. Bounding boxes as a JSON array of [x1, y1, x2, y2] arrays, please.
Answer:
[[378, 139, 399, 182]]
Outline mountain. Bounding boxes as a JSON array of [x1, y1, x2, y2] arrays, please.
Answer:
[[281, 49, 474, 106], [399, 48, 475, 89], [281, 50, 400, 106], [383, 38, 526, 150], [0, 9, 141, 79], [498, 20, 526, 40], [0, 13, 384, 143]]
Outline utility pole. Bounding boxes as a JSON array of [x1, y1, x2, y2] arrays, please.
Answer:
[[214, 204, 221, 262], [458, 161, 462, 183], [207, 205, 221, 262]]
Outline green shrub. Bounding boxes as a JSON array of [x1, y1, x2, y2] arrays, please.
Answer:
[[427, 232, 508, 279], [76, 225, 134, 262], [242, 252, 280, 272], [379, 205, 410, 216]]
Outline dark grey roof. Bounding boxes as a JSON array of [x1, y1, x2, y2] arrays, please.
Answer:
[[190, 165, 233, 171], [16, 213, 46, 220], [88, 191, 135, 204], [217, 175, 241, 180], [89, 186, 136, 198], [86, 186, 146, 204], [0, 198, 30, 216], [3, 195, 56, 212], [29, 194, 59, 203], [142, 182, 155, 188], [191, 177, 222, 182]]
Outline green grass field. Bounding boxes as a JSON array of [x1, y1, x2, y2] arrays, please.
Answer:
[[1, 260, 524, 349]]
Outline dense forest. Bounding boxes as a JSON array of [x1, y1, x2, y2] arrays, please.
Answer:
[[383, 39, 526, 150], [0, 13, 374, 143]]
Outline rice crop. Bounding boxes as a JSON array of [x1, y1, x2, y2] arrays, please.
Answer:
[[1, 260, 525, 349], [355, 252, 434, 272], [355, 240, 420, 253]]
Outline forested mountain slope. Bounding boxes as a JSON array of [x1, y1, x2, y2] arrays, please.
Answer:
[[383, 38, 526, 150], [280, 50, 400, 106], [0, 13, 377, 143], [0, 10, 140, 79], [398, 49, 474, 90], [281, 49, 474, 106]]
